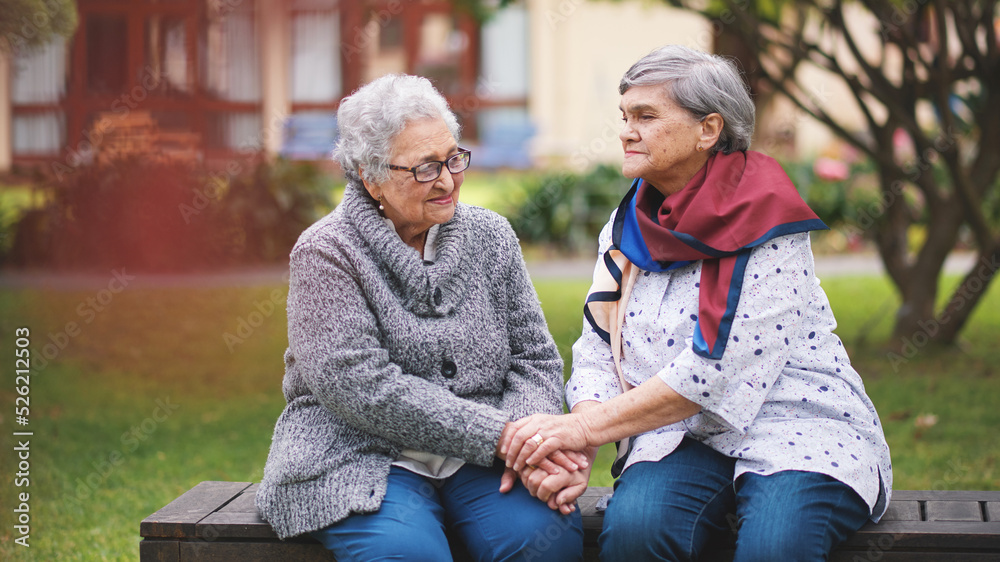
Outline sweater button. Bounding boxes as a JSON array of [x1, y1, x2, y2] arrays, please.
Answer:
[[441, 359, 457, 378], [433, 287, 443, 305]]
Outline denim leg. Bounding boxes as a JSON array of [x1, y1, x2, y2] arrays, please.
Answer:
[[599, 438, 738, 562], [733, 470, 871, 562], [309, 466, 452, 562], [440, 459, 584, 562]]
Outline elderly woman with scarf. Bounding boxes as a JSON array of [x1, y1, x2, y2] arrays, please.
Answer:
[[256, 74, 584, 561], [501, 45, 892, 561]]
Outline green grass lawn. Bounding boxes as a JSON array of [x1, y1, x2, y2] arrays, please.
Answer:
[[1, 272, 998, 560]]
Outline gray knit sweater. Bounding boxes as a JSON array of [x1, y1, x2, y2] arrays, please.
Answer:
[[255, 182, 564, 539]]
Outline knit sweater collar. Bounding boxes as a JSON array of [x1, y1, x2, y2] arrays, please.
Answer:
[[341, 182, 473, 316]]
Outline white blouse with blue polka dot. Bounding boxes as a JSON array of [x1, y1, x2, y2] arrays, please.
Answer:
[[567, 216, 893, 522]]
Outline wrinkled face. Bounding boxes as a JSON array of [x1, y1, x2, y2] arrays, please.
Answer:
[[619, 84, 709, 196], [365, 117, 463, 239]]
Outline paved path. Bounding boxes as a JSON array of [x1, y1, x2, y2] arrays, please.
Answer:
[[0, 252, 979, 289], [0, 265, 292, 290]]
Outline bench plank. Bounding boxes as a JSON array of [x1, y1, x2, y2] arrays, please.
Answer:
[[141, 482, 252, 538], [195, 484, 282, 541], [214, 484, 259, 513], [926, 500, 985, 522], [880, 499, 921, 521], [851, 520, 1000, 547]]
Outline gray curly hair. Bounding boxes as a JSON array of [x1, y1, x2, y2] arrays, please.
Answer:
[[335, 74, 461, 185], [619, 45, 754, 154]]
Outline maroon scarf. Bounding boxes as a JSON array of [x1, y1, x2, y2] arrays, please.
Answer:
[[585, 150, 826, 359]]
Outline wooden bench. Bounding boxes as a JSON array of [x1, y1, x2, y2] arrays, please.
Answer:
[[140, 481, 1000, 561]]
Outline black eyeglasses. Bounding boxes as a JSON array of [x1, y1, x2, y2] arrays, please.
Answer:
[[388, 149, 472, 182]]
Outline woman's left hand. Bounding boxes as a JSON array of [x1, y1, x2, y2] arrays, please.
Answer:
[[501, 413, 590, 472], [521, 462, 591, 514]]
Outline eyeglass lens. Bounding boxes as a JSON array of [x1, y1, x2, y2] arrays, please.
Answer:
[[415, 152, 471, 182]]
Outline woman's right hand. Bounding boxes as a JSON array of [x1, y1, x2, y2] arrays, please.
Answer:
[[497, 422, 587, 475], [501, 413, 591, 472]]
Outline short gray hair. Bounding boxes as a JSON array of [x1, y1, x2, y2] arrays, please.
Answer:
[[619, 45, 754, 154], [335, 74, 461, 185]]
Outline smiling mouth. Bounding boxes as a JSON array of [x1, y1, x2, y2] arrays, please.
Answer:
[[428, 193, 454, 204]]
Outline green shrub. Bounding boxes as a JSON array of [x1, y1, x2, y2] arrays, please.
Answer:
[[503, 164, 625, 253], [214, 159, 338, 263], [3, 157, 337, 271]]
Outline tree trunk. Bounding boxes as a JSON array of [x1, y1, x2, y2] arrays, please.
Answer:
[[931, 243, 1000, 344], [882, 178, 965, 347]]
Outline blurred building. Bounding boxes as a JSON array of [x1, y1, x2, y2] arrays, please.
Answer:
[[0, 0, 865, 175], [3, 0, 490, 173]]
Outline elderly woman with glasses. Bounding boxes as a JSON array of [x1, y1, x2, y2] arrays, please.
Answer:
[[501, 46, 892, 560], [255, 74, 584, 561]]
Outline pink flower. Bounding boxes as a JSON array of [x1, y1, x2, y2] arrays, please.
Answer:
[[814, 157, 849, 181], [893, 128, 915, 161]]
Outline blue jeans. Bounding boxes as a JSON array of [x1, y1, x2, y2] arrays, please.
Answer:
[[600, 438, 870, 561], [311, 461, 583, 562]]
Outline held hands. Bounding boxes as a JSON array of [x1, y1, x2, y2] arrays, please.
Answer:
[[496, 422, 585, 474], [497, 450, 593, 514], [496, 416, 596, 513], [500, 413, 592, 472]]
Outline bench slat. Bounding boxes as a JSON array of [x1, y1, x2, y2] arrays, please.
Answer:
[[141, 482, 252, 538], [213, 485, 260, 514], [195, 485, 289, 541], [849, 520, 1000, 550], [880, 499, 921, 521], [926, 500, 985, 522]]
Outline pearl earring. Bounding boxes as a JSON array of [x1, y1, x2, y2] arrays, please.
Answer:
[[378, 196, 385, 211]]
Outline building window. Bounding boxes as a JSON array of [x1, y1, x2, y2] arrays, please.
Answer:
[[291, 0, 342, 104], [200, 1, 259, 102], [11, 38, 66, 156], [200, 0, 261, 149], [12, 113, 66, 156], [85, 14, 128, 94], [146, 15, 192, 96], [474, 5, 532, 168]]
